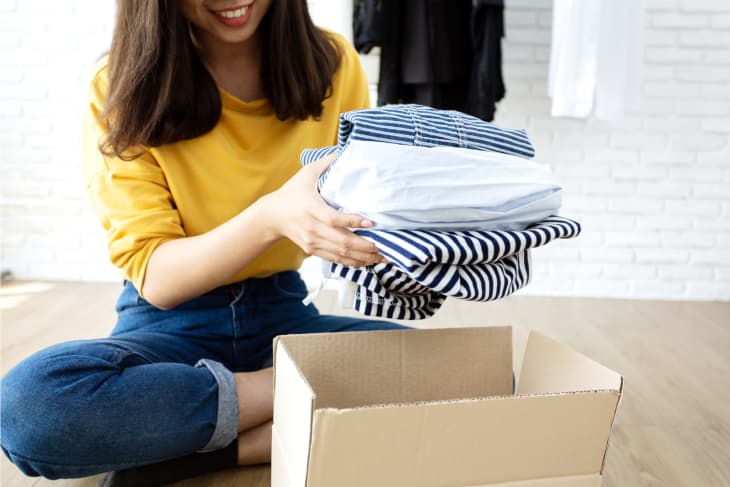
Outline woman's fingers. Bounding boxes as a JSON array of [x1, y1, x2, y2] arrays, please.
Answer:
[[327, 210, 374, 229], [304, 194, 385, 265], [316, 250, 373, 268], [310, 224, 384, 266], [310, 197, 373, 229], [314, 225, 383, 265]]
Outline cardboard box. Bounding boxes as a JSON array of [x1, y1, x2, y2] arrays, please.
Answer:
[[271, 326, 622, 487]]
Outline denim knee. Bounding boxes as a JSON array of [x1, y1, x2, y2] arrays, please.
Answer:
[[0, 340, 151, 478]]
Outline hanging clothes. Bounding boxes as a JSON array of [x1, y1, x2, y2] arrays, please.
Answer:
[[352, 0, 383, 54], [353, 0, 506, 122], [353, 0, 402, 108], [468, 0, 506, 121], [397, 0, 473, 110], [548, 0, 645, 119]]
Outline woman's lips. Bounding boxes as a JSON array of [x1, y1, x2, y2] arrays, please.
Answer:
[[211, 3, 253, 27]]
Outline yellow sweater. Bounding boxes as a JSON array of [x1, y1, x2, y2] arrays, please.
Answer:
[[83, 33, 370, 294]]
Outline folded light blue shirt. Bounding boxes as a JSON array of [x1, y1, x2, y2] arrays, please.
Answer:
[[301, 104, 559, 231]]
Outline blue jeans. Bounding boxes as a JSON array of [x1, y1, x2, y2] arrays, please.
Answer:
[[0, 271, 409, 479]]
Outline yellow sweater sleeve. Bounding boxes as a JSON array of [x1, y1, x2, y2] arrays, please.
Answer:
[[82, 65, 186, 294]]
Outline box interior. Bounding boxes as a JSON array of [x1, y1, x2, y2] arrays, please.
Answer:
[[276, 326, 514, 409]]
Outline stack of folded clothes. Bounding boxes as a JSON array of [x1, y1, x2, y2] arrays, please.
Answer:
[[301, 104, 580, 319]]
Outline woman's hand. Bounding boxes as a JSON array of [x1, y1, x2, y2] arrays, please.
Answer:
[[259, 153, 384, 267]]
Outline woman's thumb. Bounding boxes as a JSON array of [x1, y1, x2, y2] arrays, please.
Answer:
[[310, 152, 337, 175]]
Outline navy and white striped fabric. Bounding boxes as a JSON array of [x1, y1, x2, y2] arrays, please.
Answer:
[[331, 216, 581, 320], [301, 104, 535, 187], [299, 104, 580, 319]]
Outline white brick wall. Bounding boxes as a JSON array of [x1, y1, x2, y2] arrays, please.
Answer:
[[0, 0, 119, 282], [488, 0, 730, 301], [1, 0, 729, 301]]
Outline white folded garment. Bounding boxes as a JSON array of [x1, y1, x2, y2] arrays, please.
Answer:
[[319, 140, 562, 231]]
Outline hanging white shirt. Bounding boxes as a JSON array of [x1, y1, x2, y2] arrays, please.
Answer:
[[548, 0, 645, 119]]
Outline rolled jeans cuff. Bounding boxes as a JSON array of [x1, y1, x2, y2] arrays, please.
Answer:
[[195, 358, 239, 452]]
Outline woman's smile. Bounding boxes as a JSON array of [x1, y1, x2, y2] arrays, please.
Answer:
[[209, 2, 254, 28]]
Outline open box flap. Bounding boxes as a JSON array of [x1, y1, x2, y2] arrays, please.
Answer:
[[517, 331, 622, 395], [271, 339, 315, 487]]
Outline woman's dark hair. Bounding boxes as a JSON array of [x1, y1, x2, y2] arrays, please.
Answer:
[[101, 0, 342, 159]]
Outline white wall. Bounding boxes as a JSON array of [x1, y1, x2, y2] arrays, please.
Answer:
[[1, 0, 728, 301], [491, 0, 730, 300], [0, 0, 118, 281]]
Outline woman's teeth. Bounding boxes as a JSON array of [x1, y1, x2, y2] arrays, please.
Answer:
[[217, 6, 249, 18]]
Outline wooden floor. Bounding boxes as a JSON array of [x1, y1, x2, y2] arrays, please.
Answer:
[[1, 280, 729, 487]]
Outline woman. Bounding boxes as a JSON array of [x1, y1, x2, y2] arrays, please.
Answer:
[[0, 0, 406, 484]]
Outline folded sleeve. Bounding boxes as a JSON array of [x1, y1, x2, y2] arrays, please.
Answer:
[[82, 63, 186, 294]]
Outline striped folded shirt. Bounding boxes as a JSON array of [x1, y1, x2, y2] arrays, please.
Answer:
[[302, 103, 535, 185], [330, 216, 581, 319]]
